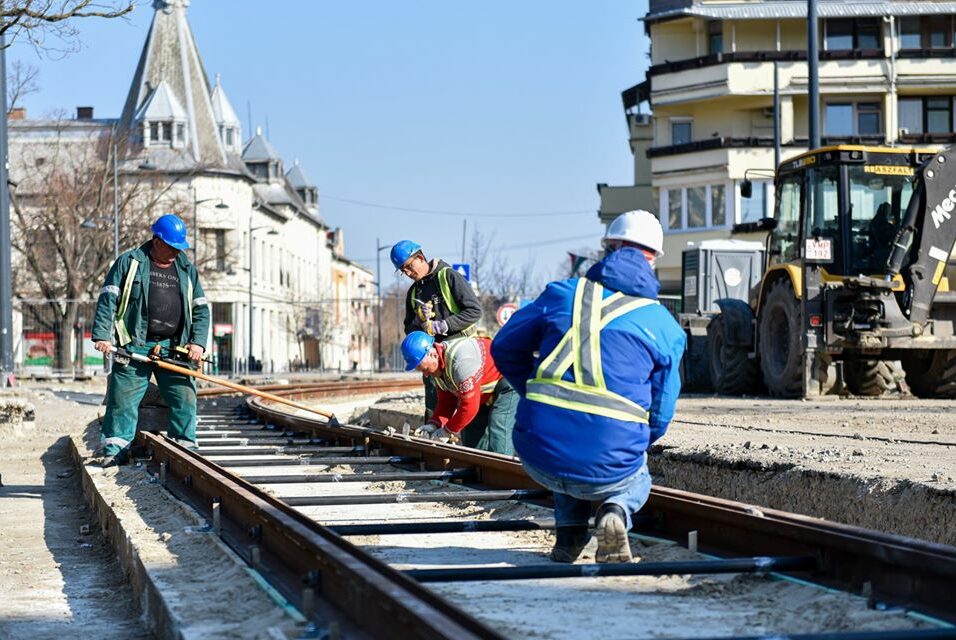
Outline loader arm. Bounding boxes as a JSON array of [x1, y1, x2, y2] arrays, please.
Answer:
[[887, 146, 956, 324]]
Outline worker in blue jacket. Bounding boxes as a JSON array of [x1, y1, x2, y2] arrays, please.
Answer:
[[491, 210, 685, 563]]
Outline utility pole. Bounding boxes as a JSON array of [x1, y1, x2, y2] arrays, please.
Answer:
[[0, 34, 14, 382], [808, 0, 821, 149]]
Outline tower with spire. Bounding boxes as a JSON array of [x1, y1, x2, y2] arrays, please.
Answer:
[[7, 0, 374, 374]]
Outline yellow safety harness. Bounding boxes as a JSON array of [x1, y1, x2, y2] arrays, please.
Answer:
[[412, 266, 477, 337], [114, 258, 196, 347], [526, 279, 656, 423], [434, 337, 499, 396]]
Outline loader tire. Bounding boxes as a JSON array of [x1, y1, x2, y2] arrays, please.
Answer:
[[758, 278, 803, 398], [901, 350, 956, 398], [843, 360, 895, 397], [707, 314, 760, 395]]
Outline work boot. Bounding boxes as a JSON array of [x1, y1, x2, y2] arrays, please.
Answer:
[[171, 437, 199, 452], [595, 503, 632, 563], [549, 525, 589, 563], [91, 448, 127, 468]]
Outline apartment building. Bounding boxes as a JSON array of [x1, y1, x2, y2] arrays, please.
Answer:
[[600, 0, 956, 291]]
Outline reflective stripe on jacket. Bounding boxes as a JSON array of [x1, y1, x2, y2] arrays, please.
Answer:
[[525, 279, 655, 424], [93, 241, 210, 350], [430, 336, 501, 433]]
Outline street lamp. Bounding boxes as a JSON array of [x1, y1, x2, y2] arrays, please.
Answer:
[[374, 238, 391, 372], [192, 186, 229, 263], [248, 221, 278, 373]]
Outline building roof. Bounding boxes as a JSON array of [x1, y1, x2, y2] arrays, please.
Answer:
[[242, 127, 281, 163], [646, 1, 956, 22], [133, 79, 187, 122], [210, 74, 241, 127], [285, 159, 315, 189], [120, 0, 227, 166]]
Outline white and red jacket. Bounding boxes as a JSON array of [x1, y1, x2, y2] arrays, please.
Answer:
[[428, 336, 502, 433]]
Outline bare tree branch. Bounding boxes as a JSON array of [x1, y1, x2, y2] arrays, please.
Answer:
[[0, 1, 134, 54], [7, 59, 38, 112]]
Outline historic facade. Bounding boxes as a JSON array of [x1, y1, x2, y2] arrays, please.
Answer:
[[9, 0, 373, 374]]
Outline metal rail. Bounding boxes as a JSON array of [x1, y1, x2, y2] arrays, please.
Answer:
[[129, 380, 956, 638], [244, 389, 956, 623]]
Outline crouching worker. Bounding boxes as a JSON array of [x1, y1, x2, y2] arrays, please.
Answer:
[[491, 210, 685, 563], [90, 214, 210, 467], [400, 331, 517, 455]]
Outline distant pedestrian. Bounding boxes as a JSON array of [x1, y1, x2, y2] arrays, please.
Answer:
[[90, 214, 209, 466], [391, 240, 482, 419], [400, 331, 517, 455], [492, 210, 685, 562]]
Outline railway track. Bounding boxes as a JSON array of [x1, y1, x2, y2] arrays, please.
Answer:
[[131, 381, 956, 639]]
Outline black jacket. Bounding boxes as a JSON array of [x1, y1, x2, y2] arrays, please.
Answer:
[[403, 259, 482, 340]]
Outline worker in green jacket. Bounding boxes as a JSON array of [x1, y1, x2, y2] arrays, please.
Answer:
[[90, 214, 210, 467]]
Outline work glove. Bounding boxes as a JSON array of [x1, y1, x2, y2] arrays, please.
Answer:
[[426, 319, 449, 336], [414, 422, 454, 443]]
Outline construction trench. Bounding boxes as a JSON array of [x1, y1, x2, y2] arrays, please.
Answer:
[[1, 380, 956, 639]]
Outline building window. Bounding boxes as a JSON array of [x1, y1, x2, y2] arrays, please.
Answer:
[[225, 127, 234, 146], [215, 229, 226, 271], [857, 102, 881, 135], [825, 18, 881, 50], [824, 103, 854, 136], [899, 98, 923, 134], [740, 180, 768, 224], [176, 123, 185, 143], [711, 184, 726, 227], [161, 122, 172, 142], [149, 121, 159, 142], [687, 187, 706, 228], [926, 15, 952, 48], [707, 21, 722, 55], [926, 97, 952, 133], [667, 188, 682, 230], [824, 102, 881, 136], [671, 119, 692, 145], [899, 16, 954, 49]]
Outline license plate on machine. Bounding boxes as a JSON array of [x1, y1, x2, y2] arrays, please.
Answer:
[[805, 237, 833, 262]]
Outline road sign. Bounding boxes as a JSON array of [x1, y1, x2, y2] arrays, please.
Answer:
[[496, 302, 518, 326], [451, 263, 471, 282]]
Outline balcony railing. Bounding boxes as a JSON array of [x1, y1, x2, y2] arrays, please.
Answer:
[[647, 135, 887, 158], [648, 49, 887, 77]]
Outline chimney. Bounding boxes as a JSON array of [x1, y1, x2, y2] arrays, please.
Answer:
[[8, 107, 26, 120], [76, 106, 94, 120]]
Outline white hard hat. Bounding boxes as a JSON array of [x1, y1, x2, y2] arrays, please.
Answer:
[[603, 210, 664, 257]]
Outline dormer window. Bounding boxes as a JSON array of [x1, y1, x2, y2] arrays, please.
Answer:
[[145, 119, 186, 147], [218, 125, 237, 150]]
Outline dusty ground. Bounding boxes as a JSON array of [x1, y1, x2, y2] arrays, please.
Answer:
[[0, 382, 303, 639], [367, 391, 956, 546], [0, 386, 151, 640]]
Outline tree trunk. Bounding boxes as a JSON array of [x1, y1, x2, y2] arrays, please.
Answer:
[[53, 300, 80, 372]]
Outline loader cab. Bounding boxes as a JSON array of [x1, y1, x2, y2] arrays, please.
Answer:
[[769, 146, 931, 278]]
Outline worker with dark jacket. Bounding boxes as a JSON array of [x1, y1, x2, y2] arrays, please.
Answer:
[[400, 331, 517, 455], [90, 214, 210, 466], [491, 210, 685, 563], [392, 240, 482, 417]]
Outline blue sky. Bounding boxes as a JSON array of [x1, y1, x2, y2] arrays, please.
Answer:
[[13, 1, 649, 291]]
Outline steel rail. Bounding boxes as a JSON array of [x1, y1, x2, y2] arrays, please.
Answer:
[[245, 391, 956, 623], [138, 431, 504, 640]]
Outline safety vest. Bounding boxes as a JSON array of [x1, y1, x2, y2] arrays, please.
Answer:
[[412, 266, 477, 337], [113, 258, 195, 347], [434, 337, 499, 396], [525, 279, 656, 423]]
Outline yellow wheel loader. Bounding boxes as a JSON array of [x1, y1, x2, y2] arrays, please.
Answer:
[[707, 145, 956, 398]]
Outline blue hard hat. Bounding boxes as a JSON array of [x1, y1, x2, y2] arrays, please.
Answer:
[[151, 214, 190, 251], [401, 331, 435, 371], [390, 240, 422, 270]]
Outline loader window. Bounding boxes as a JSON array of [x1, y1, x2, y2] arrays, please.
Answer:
[[847, 166, 913, 275], [804, 167, 841, 268], [770, 173, 802, 265]]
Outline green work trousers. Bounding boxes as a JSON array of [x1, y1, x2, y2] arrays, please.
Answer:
[[100, 339, 197, 456], [460, 378, 518, 456]]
